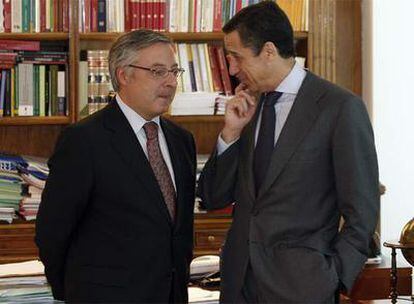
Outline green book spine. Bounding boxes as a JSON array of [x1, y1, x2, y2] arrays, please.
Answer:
[[50, 65, 58, 116], [14, 66, 19, 116], [22, 0, 31, 32], [33, 65, 39, 116], [39, 65, 45, 116]]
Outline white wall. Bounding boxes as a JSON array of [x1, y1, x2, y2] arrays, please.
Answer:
[[363, 0, 414, 256]]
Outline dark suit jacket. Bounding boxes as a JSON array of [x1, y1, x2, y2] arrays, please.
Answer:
[[198, 72, 379, 303], [35, 101, 196, 303]]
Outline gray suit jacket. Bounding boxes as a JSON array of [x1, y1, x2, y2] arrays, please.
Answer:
[[198, 72, 379, 303]]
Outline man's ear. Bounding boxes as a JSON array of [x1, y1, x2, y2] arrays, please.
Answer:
[[116, 67, 130, 86], [261, 42, 278, 58]]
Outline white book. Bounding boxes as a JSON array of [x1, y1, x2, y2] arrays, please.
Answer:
[[197, 44, 211, 92], [11, 0, 22, 33], [179, 0, 189, 32], [116, 0, 125, 32], [35, 0, 41, 32], [168, 0, 178, 32], [39, 65, 45, 116], [177, 43, 192, 92], [45, 0, 51, 31], [190, 44, 203, 91], [18, 63, 34, 116], [78, 61, 89, 118], [0, 0, 4, 32]]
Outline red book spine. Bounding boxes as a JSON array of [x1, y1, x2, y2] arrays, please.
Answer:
[[207, 45, 224, 93], [153, 1, 159, 31], [124, 0, 131, 32], [140, 0, 147, 29], [57, 0, 63, 31], [3, 0, 12, 32], [213, 0, 222, 32], [159, 0, 166, 31], [146, 0, 153, 29], [215, 46, 232, 96], [193, 0, 198, 32], [91, 0, 98, 32], [62, 0, 69, 32], [40, 0, 46, 32], [84, 0, 91, 32], [236, 0, 242, 13], [0, 40, 41, 51]]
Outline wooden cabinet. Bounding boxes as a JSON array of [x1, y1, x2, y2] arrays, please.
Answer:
[[194, 213, 232, 256], [0, 220, 38, 264]]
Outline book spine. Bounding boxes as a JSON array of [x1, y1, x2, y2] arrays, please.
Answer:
[[49, 65, 58, 116], [39, 65, 45, 116], [215, 46, 232, 96], [57, 70, 65, 116], [91, 0, 98, 32], [97, 0, 106, 32], [3, 0, 12, 32], [124, 0, 131, 31], [33, 65, 39, 116], [62, 0, 69, 32], [207, 45, 224, 93], [159, 0, 166, 31], [11, 0, 22, 32], [22, 0, 30, 32]]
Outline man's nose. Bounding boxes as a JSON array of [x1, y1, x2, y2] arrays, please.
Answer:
[[228, 60, 239, 76]]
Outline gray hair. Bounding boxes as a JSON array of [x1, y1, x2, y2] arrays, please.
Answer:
[[108, 29, 172, 92]]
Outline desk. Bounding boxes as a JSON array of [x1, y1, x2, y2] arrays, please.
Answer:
[[348, 257, 412, 301]]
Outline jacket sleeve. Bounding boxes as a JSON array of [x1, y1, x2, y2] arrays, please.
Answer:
[[331, 97, 380, 292], [35, 125, 93, 300], [197, 139, 241, 210]]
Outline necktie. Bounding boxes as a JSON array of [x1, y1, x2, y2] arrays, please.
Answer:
[[143, 122, 176, 222], [253, 91, 283, 193]]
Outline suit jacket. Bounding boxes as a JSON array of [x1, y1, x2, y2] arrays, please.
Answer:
[[35, 101, 196, 303], [198, 72, 379, 303]]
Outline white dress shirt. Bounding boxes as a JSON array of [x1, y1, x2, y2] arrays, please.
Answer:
[[116, 95, 177, 190], [217, 61, 307, 154]]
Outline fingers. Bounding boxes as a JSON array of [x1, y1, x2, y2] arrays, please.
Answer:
[[235, 83, 247, 95], [227, 91, 257, 118]]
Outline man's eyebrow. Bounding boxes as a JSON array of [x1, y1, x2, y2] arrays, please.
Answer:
[[226, 50, 241, 57], [150, 63, 179, 68]]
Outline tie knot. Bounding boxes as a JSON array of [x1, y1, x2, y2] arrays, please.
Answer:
[[143, 122, 158, 140], [264, 91, 282, 107]]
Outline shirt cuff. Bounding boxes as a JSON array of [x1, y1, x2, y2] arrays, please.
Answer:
[[217, 133, 239, 155]]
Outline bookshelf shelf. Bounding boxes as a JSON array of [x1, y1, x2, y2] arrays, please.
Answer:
[[166, 115, 224, 123], [79, 31, 308, 42], [80, 32, 226, 42], [0, 33, 69, 41], [0, 116, 70, 126]]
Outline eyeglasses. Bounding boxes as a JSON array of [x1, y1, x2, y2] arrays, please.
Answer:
[[128, 64, 185, 79]]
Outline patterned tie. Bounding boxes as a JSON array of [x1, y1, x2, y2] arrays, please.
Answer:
[[143, 122, 176, 222], [253, 91, 283, 193]]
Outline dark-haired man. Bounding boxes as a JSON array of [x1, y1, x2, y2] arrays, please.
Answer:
[[198, 1, 379, 303]]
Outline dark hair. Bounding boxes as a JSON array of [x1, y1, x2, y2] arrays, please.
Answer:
[[222, 1, 294, 58]]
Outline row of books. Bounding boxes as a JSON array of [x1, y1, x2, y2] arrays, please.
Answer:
[[0, 40, 68, 117], [177, 43, 233, 96], [0, 153, 47, 222], [0, 0, 69, 33], [77, 0, 309, 34]]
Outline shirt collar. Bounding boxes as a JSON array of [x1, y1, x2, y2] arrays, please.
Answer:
[[116, 95, 160, 134], [274, 61, 306, 95]]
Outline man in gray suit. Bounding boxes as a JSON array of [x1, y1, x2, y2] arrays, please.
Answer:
[[198, 1, 379, 303]]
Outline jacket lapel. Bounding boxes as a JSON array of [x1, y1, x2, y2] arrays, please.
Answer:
[[241, 95, 265, 205], [103, 102, 173, 226], [257, 73, 327, 200]]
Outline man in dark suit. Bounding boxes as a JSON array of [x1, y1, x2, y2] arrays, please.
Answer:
[[198, 2, 379, 303], [35, 30, 196, 303]]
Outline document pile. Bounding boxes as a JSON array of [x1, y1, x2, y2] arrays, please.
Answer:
[[0, 154, 48, 221], [190, 255, 220, 279], [188, 287, 219, 304], [0, 260, 55, 303], [171, 92, 220, 115]]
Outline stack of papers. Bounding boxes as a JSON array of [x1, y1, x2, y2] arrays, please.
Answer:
[[171, 92, 220, 115], [188, 287, 220, 304], [0, 260, 55, 303], [190, 255, 220, 279]]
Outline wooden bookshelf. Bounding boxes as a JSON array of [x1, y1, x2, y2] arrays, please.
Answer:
[[0, 116, 70, 126], [0, 33, 69, 40], [0, 1, 362, 161]]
